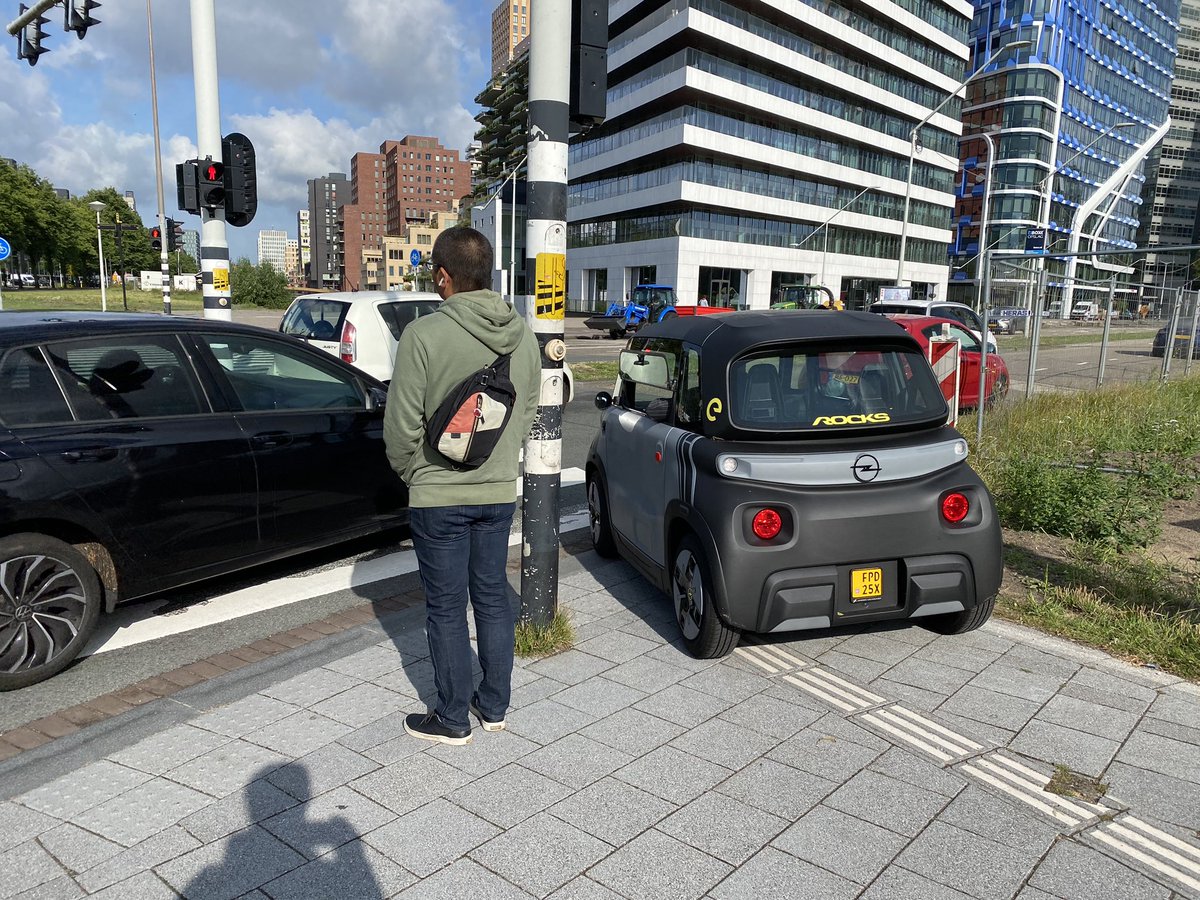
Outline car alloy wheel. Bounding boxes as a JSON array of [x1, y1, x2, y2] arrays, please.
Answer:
[[672, 545, 704, 641], [587, 476, 617, 558]]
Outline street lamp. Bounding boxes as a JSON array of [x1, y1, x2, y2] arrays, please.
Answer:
[[792, 186, 874, 291], [87, 200, 108, 313], [975, 128, 998, 313], [896, 39, 1031, 286], [1035, 120, 1135, 231]]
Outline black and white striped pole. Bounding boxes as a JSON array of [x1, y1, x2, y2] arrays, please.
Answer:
[[520, 0, 570, 627], [189, 0, 231, 320]]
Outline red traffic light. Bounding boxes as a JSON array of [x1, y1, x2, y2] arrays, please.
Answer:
[[205, 162, 224, 183], [150, 227, 161, 239]]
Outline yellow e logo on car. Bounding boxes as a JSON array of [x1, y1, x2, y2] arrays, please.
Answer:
[[706, 398, 723, 421]]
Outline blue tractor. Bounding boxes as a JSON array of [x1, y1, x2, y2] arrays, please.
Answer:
[[584, 284, 678, 338]]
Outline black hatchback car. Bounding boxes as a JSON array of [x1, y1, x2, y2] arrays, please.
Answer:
[[586, 311, 1003, 658], [0, 312, 408, 689], [1150, 319, 1199, 359]]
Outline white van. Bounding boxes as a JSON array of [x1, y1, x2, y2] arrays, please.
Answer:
[[1070, 301, 1099, 321]]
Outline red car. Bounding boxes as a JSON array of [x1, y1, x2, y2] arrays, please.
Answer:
[[885, 314, 1009, 410]]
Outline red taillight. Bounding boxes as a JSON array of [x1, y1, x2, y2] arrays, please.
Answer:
[[339, 320, 356, 363], [752, 508, 783, 540], [942, 492, 970, 524]]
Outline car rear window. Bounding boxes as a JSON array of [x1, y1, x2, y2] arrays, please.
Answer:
[[377, 300, 442, 340], [728, 345, 947, 432], [280, 298, 349, 341]]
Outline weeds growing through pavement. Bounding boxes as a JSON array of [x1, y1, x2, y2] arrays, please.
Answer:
[[514, 611, 575, 658]]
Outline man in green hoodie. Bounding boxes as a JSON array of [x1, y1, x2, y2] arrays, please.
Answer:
[[384, 227, 541, 746]]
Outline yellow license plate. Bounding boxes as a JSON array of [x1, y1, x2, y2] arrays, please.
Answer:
[[851, 567, 883, 601]]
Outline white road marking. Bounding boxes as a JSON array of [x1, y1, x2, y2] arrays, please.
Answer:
[[85, 472, 588, 658]]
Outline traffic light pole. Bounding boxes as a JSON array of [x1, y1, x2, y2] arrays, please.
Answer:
[[520, 0, 570, 628], [146, 0, 171, 315], [189, 0, 231, 320]]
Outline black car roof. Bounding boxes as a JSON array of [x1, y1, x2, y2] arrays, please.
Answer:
[[637, 309, 918, 354], [0, 311, 276, 343]]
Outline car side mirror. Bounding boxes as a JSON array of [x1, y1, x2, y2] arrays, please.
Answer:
[[594, 391, 613, 410], [366, 385, 388, 410]]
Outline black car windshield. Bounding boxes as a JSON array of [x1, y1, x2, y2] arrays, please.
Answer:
[[728, 345, 947, 431], [280, 298, 349, 342]]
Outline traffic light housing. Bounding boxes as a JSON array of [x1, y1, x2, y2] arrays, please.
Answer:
[[166, 218, 182, 253], [64, 0, 101, 39], [222, 132, 258, 228], [569, 0, 608, 130], [176, 161, 200, 215], [149, 226, 162, 252], [16, 4, 50, 66], [198, 158, 225, 209]]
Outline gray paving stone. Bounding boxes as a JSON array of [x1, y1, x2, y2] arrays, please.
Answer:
[[766, 726, 884, 782], [15, 760, 150, 819], [259, 786, 396, 861], [1147, 688, 1200, 729], [574, 630, 659, 663], [715, 757, 838, 820], [913, 637, 1007, 673], [242, 710, 353, 758], [580, 706, 686, 757], [266, 743, 380, 801], [545, 877, 626, 900], [668, 716, 776, 770], [76, 827, 201, 893], [470, 812, 613, 898], [428, 729, 540, 776], [1065, 666, 1159, 712], [36, 822, 122, 874], [633, 683, 734, 728], [858, 865, 977, 899], [657, 792, 786, 865], [334, 710, 412, 754], [938, 683, 1043, 731], [592, 654, 691, 692], [370, 663, 437, 702], [86, 871, 180, 900], [526, 649, 616, 685], [375, 628, 431, 662], [880, 655, 977, 695], [179, 779, 299, 844], [806, 711, 892, 750], [449, 762, 572, 828], [508, 675, 570, 709], [505, 698, 597, 745], [868, 677, 948, 713], [549, 677, 646, 718], [867, 747, 968, 798], [155, 825, 306, 900], [361, 798, 497, 876], [930, 708, 1016, 749], [1009, 719, 1121, 777], [1104, 761, 1200, 831], [824, 769, 951, 837], [613, 746, 732, 806], [323, 645, 404, 681], [968, 663, 1070, 704], [190, 695, 302, 739], [589, 828, 730, 900], [548, 776, 675, 845], [1012, 888, 1066, 900], [166, 740, 290, 799], [1028, 837, 1172, 900], [9, 875, 83, 900], [73, 777, 211, 847], [109, 724, 232, 775], [833, 631, 920, 666], [359, 725, 439, 767], [715, 692, 823, 740], [615, 615, 677, 644], [1036, 694, 1140, 742], [643, 641, 726, 673], [999, 642, 1083, 678], [771, 803, 906, 884], [0, 840, 68, 898], [813, 650, 893, 683], [708, 844, 857, 900], [520, 733, 633, 789], [308, 683, 408, 728], [896, 821, 1042, 899], [348, 753, 471, 817], [1138, 714, 1200, 746], [0, 802, 59, 854], [681, 664, 767, 703], [949, 627, 1016, 654], [391, 858, 536, 899], [261, 668, 363, 707], [937, 786, 1061, 851], [259, 840, 415, 900]]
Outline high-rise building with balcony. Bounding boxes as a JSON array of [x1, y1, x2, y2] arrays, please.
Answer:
[[297, 209, 311, 280], [492, 0, 531, 77], [381, 136, 471, 235], [566, 0, 975, 309], [307, 172, 348, 289]]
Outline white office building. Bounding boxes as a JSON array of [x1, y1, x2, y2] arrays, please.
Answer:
[[257, 229, 289, 272], [567, 0, 974, 309]]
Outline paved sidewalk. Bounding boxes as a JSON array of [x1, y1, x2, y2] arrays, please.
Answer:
[[1, 540, 1199, 900]]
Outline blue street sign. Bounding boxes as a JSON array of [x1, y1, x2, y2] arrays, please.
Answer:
[[410, 249, 421, 268], [0, 237, 10, 262], [1024, 227, 1046, 254]]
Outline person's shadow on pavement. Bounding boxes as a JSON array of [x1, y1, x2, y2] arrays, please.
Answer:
[[180, 765, 384, 900]]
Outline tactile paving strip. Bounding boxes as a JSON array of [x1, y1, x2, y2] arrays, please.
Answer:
[[732, 642, 811, 676]]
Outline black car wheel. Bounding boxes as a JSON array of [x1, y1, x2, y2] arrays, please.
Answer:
[[671, 535, 737, 658], [609, 328, 625, 340], [587, 475, 618, 558], [923, 593, 995, 636], [0, 534, 102, 691]]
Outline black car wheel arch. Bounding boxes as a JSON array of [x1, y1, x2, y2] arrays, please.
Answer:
[[0, 533, 102, 690]]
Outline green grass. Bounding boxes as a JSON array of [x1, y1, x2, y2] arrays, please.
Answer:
[[1, 288, 207, 313], [514, 610, 576, 657], [998, 327, 1157, 353], [569, 361, 619, 383]]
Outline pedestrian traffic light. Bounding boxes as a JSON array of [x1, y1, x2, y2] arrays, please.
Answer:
[[198, 157, 225, 210], [149, 226, 162, 252], [166, 218, 182, 253], [64, 0, 101, 39], [569, 0, 608, 129], [16, 4, 50, 66], [221, 132, 258, 228]]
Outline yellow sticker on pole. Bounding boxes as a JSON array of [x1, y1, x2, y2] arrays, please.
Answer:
[[212, 267, 230, 293], [534, 252, 566, 319]]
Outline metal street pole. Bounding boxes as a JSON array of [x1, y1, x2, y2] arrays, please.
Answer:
[[189, 0, 231, 319], [976, 248, 991, 447], [1025, 263, 1047, 398], [520, 0, 570, 627], [1097, 275, 1115, 386], [88, 201, 108, 312], [115, 216, 129, 311], [976, 130, 996, 315], [147, 0, 171, 315]]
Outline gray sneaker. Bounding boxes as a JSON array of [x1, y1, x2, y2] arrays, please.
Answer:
[[469, 698, 506, 732]]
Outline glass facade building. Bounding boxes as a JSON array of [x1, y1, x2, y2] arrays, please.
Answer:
[[950, 0, 1178, 311], [566, 0, 974, 309]]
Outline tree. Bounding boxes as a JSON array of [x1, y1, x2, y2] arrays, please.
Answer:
[[229, 257, 292, 308], [168, 250, 198, 275]]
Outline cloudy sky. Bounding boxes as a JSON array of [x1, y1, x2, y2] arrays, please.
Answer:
[[0, 0, 492, 260]]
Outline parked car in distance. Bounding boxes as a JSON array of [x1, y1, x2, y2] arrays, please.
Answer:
[[282, 290, 573, 403], [586, 310, 1002, 659], [1070, 301, 1099, 321], [868, 299, 997, 353], [0, 312, 409, 689], [886, 314, 1010, 410], [1150, 319, 1200, 359]]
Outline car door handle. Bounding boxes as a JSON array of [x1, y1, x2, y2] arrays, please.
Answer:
[[251, 431, 293, 449], [61, 448, 117, 463]]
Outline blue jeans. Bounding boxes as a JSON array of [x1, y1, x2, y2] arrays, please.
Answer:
[[409, 503, 517, 731]]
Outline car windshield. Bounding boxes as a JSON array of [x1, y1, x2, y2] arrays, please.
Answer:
[[631, 287, 675, 307], [280, 298, 349, 342], [728, 344, 946, 431]]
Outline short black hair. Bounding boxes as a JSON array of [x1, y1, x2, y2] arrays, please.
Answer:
[[431, 227, 493, 292]]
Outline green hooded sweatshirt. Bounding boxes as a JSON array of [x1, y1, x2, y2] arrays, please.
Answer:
[[383, 289, 541, 508]]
